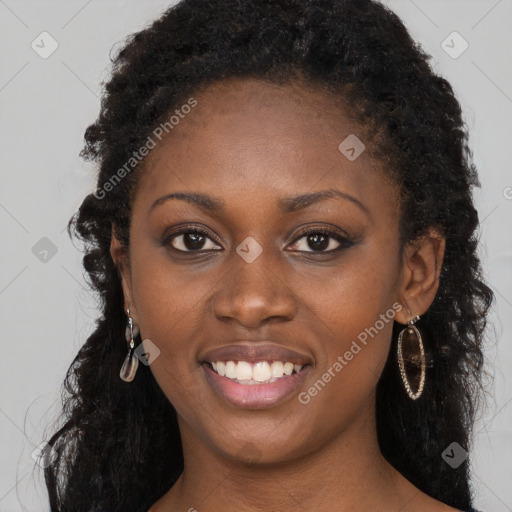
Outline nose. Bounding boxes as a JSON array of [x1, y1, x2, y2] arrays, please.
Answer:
[[211, 249, 297, 328]]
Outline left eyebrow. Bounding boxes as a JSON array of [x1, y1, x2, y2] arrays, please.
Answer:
[[278, 188, 369, 216], [149, 188, 369, 216]]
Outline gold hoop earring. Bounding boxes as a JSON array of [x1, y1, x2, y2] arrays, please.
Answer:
[[397, 315, 425, 400], [119, 308, 140, 382]]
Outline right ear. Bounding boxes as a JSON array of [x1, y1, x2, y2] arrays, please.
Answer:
[[110, 226, 138, 322]]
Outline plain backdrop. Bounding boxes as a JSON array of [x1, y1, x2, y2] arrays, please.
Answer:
[[0, 1, 511, 510]]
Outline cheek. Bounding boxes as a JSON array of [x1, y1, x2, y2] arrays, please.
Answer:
[[131, 281, 211, 428], [297, 234, 400, 337], [127, 242, 214, 405], [128, 228, 216, 345], [294, 238, 400, 405]]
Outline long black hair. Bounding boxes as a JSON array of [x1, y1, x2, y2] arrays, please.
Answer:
[[44, 1, 494, 510]]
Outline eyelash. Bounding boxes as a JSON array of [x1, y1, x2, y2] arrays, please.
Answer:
[[290, 227, 353, 252], [163, 225, 353, 254]]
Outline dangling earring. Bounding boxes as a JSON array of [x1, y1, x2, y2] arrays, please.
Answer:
[[397, 314, 426, 400], [119, 308, 139, 382]]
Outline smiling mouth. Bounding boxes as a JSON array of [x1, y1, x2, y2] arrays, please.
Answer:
[[206, 360, 305, 385]]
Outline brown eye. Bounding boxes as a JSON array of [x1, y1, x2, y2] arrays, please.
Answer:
[[288, 229, 353, 253], [165, 228, 222, 252]]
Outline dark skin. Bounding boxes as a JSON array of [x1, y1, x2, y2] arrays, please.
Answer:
[[111, 78, 452, 511]]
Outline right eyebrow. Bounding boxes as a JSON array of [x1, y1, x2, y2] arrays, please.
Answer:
[[149, 192, 225, 214]]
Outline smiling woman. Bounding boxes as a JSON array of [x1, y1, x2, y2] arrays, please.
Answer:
[[44, 1, 493, 511]]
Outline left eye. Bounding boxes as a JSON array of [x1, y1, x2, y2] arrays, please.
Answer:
[[288, 230, 347, 252]]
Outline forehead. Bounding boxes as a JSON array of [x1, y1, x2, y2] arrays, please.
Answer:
[[135, 78, 397, 218]]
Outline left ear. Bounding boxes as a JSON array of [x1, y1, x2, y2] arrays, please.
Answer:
[[394, 227, 446, 325]]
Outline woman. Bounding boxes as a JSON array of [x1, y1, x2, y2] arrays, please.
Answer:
[[44, 0, 494, 510]]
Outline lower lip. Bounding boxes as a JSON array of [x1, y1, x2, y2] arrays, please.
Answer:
[[203, 363, 310, 409]]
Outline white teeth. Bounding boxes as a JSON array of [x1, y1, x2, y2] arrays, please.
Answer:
[[253, 361, 271, 382], [209, 360, 305, 383], [283, 362, 294, 376], [225, 361, 237, 379], [217, 361, 226, 377], [270, 361, 284, 378], [236, 360, 253, 380]]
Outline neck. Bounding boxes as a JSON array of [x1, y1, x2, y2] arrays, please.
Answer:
[[153, 401, 424, 512]]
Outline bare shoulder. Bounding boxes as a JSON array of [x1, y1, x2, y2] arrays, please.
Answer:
[[146, 498, 170, 512], [390, 468, 465, 512], [412, 492, 466, 512], [146, 496, 170, 512], [146, 485, 179, 512], [146, 501, 162, 512], [399, 498, 464, 512], [409, 494, 467, 512]]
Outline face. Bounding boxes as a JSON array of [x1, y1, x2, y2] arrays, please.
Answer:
[[115, 78, 415, 465]]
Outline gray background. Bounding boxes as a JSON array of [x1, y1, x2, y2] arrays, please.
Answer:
[[0, 1, 511, 510]]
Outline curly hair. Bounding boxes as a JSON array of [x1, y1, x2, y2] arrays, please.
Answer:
[[44, 0, 494, 510]]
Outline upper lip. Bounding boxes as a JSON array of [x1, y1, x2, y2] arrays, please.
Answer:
[[201, 342, 313, 365]]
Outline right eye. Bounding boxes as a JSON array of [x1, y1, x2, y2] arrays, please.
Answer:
[[164, 227, 223, 252]]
